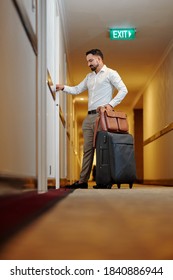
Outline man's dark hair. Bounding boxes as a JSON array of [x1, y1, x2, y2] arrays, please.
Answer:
[[86, 49, 104, 60]]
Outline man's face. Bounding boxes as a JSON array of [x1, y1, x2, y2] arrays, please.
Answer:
[[86, 54, 100, 71]]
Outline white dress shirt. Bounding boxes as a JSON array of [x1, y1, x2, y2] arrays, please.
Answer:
[[63, 65, 128, 110]]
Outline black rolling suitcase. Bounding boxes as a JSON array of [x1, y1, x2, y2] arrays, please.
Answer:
[[96, 131, 136, 188]]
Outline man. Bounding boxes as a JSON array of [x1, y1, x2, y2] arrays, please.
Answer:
[[56, 49, 128, 189]]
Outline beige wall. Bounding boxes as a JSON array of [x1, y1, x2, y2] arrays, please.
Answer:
[[0, 0, 36, 178], [0, 0, 81, 187], [143, 43, 173, 182]]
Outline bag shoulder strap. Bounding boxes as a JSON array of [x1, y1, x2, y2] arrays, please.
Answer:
[[93, 106, 112, 148]]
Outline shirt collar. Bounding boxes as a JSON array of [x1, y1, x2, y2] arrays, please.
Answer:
[[93, 64, 107, 75], [100, 65, 107, 72]]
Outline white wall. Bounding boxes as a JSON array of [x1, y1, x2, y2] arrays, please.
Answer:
[[46, 0, 57, 179], [57, 0, 76, 182]]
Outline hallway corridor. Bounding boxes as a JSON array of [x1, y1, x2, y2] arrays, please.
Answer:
[[0, 185, 173, 260], [1, 1, 173, 268]]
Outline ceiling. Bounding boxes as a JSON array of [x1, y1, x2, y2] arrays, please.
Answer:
[[60, 0, 173, 143]]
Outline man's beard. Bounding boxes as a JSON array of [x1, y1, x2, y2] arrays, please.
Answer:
[[90, 63, 99, 71]]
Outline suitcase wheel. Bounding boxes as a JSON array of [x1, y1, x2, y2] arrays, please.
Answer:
[[117, 183, 133, 189]]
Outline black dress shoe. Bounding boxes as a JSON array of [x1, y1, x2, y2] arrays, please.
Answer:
[[65, 181, 88, 189]]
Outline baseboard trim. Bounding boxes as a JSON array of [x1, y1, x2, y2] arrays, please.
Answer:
[[47, 178, 56, 188], [0, 175, 37, 190], [143, 179, 173, 186], [0, 176, 70, 191], [60, 178, 70, 187]]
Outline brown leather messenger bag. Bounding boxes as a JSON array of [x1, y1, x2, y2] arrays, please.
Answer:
[[93, 107, 129, 147]]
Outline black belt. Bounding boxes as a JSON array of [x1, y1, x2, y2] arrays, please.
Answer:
[[88, 110, 97, 114]]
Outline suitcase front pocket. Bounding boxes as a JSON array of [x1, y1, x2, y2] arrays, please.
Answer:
[[110, 143, 136, 183], [96, 145, 112, 185]]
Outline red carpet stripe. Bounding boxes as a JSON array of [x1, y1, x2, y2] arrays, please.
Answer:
[[0, 188, 73, 244]]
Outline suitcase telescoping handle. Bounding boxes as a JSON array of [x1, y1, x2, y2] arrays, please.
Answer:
[[93, 115, 100, 148], [100, 135, 108, 166]]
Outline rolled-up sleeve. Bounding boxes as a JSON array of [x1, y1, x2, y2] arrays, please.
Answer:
[[108, 70, 128, 107], [63, 76, 88, 95]]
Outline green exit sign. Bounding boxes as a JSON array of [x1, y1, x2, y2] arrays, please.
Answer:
[[110, 28, 136, 40]]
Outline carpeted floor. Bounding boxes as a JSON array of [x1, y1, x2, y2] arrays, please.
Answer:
[[0, 185, 173, 260], [0, 188, 73, 244]]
